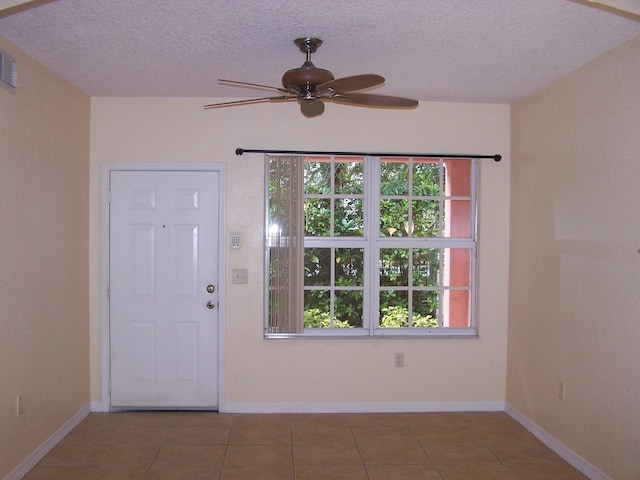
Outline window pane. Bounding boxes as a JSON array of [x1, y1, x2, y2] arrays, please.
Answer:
[[379, 290, 408, 327], [444, 200, 471, 237], [304, 198, 331, 236], [269, 192, 297, 235], [304, 160, 330, 194], [412, 161, 440, 196], [380, 160, 409, 195], [269, 159, 298, 195], [380, 248, 409, 286], [334, 198, 364, 236], [380, 199, 409, 237], [445, 248, 472, 287], [335, 159, 364, 194], [335, 248, 364, 286], [304, 248, 331, 286], [413, 290, 439, 321], [412, 248, 440, 286], [412, 200, 440, 237], [445, 289, 471, 327], [444, 159, 471, 196], [304, 290, 331, 328], [335, 290, 363, 327]]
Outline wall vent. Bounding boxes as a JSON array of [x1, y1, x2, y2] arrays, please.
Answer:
[[0, 49, 18, 93]]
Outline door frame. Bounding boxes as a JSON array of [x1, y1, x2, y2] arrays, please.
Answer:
[[100, 163, 227, 412]]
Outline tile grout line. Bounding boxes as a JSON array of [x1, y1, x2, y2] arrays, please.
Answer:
[[141, 411, 178, 480], [215, 412, 234, 480], [348, 422, 373, 480], [409, 423, 446, 480], [218, 412, 237, 478], [289, 414, 297, 480]]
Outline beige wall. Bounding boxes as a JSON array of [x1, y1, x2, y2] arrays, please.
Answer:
[[0, 36, 90, 477], [89, 99, 510, 410], [509, 35, 640, 480]]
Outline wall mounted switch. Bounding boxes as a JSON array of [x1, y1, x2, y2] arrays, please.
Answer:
[[231, 233, 241, 249], [233, 268, 248, 284]]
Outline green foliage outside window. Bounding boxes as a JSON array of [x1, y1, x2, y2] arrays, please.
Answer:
[[379, 305, 438, 328]]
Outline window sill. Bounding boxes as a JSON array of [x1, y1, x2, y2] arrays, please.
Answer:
[[265, 328, 478, 339]]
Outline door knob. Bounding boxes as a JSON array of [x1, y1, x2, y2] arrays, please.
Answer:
[[206, 284, 215, 293], [206, 301, 216, 309]]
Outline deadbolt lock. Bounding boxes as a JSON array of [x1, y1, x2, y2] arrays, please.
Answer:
[[206, 301, 216, 309], [206, 284, 215, 294]]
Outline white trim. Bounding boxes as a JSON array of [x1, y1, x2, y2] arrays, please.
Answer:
[[99, 165, 111, 411], [99, 163, 227, 412], [3, 403, 90, 480], [222, 401, 505, 414], [90, 400, 108, 413], [505, 403, 613, 480]]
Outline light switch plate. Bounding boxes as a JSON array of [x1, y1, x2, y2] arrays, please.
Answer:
[[233, 268, 248, 284]]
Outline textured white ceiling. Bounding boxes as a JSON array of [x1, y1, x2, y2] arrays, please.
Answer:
[[0, 0, 638, 103]]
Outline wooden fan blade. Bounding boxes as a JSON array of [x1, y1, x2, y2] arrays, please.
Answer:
[[331, 92, 418, 108], [318, 74, 385, 94], [203, 96, 290, 109], [218, 79, 289, 94]]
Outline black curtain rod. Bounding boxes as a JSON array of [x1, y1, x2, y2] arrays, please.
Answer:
[[235, 148, 502, 162]]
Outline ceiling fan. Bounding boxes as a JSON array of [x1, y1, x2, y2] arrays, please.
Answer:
[[204, 37, 419, 118]]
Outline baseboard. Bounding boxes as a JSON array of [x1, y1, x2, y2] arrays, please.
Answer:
[[222, 401, 505, 414], [505, 403, 612, 480], [3, 403, 90, 480], [90, 400, 109, 412]]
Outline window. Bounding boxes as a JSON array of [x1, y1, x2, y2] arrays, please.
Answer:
[[266, 154, 477, 337]]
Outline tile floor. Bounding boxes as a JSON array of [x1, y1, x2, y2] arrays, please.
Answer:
[[23, 411, 589, 479]]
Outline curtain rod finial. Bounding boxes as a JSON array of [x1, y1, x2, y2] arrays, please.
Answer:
[[494, 155, 502, 162], [235, 148, 244, 156]]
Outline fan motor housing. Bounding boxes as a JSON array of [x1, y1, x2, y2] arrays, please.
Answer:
[[281, 65, 334, 91]]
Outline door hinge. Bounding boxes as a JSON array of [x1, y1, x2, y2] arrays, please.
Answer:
[[108, 378, 112, 393]]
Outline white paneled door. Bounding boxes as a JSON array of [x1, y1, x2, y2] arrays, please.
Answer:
[[109, 170, 219, 408]]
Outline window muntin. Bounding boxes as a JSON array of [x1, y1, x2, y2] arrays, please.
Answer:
[[266, 155, 477, 337]]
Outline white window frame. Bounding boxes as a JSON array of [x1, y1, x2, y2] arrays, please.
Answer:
[[265, 155, 478, 338]]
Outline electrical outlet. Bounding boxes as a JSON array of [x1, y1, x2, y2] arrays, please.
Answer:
[[394, 353, 405, 368], [17, 394, 24, 416], [558, 381, 565, 400]]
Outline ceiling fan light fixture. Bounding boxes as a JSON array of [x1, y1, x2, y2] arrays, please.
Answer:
[[300, 98, 324, 118]]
